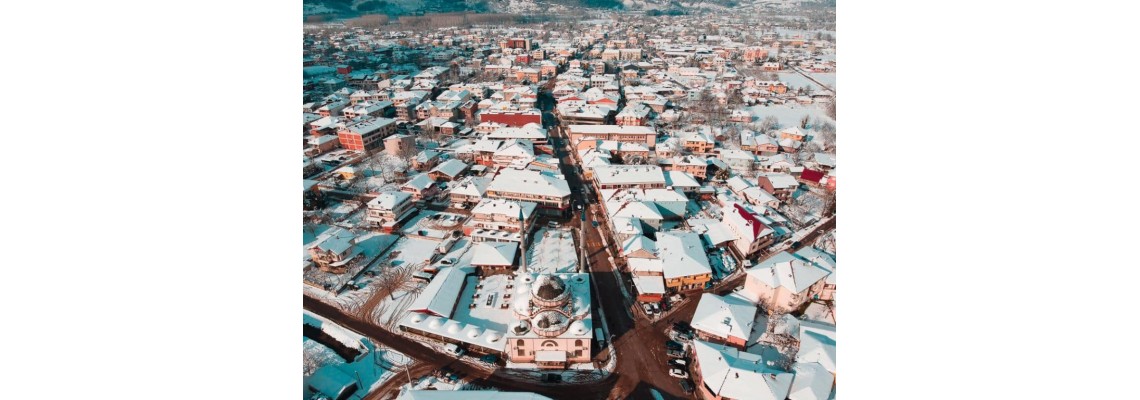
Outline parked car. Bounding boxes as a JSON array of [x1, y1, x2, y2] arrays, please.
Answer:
[[665, 340, 684, 351], [679, 379, 694, 394], [672, 321, 693, 334], [672, 331, 692, 343], [669, 358, 688, 368], [591, 220, 599, 228], [439, 257, 457, 265], [667, 349, 686, 358], [548, 221, 559, 228], [642, 303, 656, 315], [668, 368, 689, 379], [444, 343, 464, 357]]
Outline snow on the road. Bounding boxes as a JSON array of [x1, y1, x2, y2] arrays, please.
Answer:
[[526, 227, 579, 273]]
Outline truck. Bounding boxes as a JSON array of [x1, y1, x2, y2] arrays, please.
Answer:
[[437, 237, 457, 254]]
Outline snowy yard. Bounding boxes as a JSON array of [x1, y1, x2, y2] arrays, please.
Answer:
[[384, 236, 440, 269], [402, 211, 468, 240], [303, 233, 400, 294], [452, 275, 514, 332], [526, 227, 579, 274], [688, 200, 724, 220], [778, 72, 828, 92], [747, 103, 834, 128]]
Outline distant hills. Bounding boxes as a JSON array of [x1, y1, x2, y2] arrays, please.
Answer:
[[302, 0, 779, 21], [303, 0, 628, 19]]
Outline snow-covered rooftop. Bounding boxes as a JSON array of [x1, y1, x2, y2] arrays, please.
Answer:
[[656, 231, 713, 280], [487, 168, 571, 198], [398, 311, 507, 353], [408, 267, 467, 318], [746, 251, 832, 294], [471, 242, 519, 267], [691, 293, 758, 340], [693, 340, 794, 400]]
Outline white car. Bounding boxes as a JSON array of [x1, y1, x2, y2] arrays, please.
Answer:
[[669, 368, 689, 379]]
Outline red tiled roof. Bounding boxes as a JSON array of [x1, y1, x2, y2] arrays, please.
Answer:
[[800, 169, 825, 183], [733, 203, 765, 238]]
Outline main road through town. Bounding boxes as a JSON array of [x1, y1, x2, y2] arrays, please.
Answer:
[[304, 128, 835, 400]]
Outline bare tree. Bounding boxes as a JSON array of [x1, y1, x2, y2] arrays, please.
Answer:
[[760, 115, 780, 133], [817, 122, 836, 152]]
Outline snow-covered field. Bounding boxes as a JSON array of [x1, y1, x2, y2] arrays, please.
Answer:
[[747, 103, 834, 128], [386, 236, 440, 268], [526, 227, 579, 273], [451, 275, 514, 332], [778, 72, 827, 92], [807, 72, 836, 89]]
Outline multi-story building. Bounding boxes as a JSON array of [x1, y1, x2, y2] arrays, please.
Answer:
[[485, 168, 571, 216], [365, 191, 416, 231], [691, 340, 795, 400], [591, 165, 666, 190], [615, 102, 651, 126], [448, 176, 493, 206], [306, 228, 360, 274], [690, 294, 757, 349], [566, 125, 656, 150], [479, 108, 542, 127], [656, 231, 713, 293], [337, 117, 397, 151], [757, 173, 799, 203], [740, 251, 832, 314], [721, 202, 776, 260], [463, 198, 537, 243]]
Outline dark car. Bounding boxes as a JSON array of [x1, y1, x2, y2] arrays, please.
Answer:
[[679, 379, 694, 394], [667, 349, 686, 358], [665, 340, 684, 350], [591, 220, 599, 228], [672, 321, 693, 333]]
